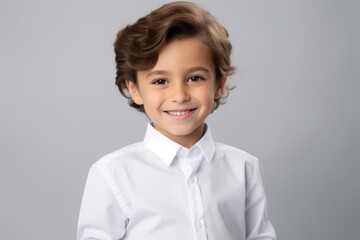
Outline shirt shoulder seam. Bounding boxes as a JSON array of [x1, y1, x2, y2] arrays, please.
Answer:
[[93, 161, 132, 218]]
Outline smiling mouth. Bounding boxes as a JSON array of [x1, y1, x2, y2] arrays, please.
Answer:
[[166, 109, 195, 116]]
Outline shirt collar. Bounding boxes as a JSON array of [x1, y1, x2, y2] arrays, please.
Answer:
[[195, 125, 215, 164], [143, 123, 216, 166], [144, 123, 182, 166]]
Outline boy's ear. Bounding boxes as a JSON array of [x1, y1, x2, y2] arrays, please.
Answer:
[[214, 76, 227, 99], [126, 80, 143, 105]]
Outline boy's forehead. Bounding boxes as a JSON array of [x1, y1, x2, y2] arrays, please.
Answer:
[[142, 37, 214, 75]]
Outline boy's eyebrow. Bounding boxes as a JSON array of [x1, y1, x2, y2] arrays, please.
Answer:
[[146, 66, 211, 79], [186, 66, 211, 74], [146, 70, 168, 79]]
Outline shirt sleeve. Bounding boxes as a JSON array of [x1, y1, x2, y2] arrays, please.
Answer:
[[77, 164, 128, 240], [245, 158, 276, 240]]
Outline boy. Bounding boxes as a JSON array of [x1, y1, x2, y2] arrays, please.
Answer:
[[77, 2, 276, 240]]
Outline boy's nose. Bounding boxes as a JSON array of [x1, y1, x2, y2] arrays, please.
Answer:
[[171, 83, 190, 103]]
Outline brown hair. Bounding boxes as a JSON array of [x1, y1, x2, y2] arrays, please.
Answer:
[[114, 1, 235, 112]]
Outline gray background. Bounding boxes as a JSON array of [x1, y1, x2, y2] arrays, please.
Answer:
[[1, 0, 359, 239]]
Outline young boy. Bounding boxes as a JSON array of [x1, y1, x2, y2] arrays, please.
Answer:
[[77, 2, 276, 240]]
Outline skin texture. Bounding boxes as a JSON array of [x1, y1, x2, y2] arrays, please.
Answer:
[[127, 37, 226, 148]]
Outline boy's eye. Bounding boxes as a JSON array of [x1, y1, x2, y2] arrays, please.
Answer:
[[152, 79, 167, 85], [188, 75, 204, 82]]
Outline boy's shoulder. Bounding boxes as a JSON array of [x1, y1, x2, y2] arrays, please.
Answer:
[[94, 141, 146, 167], [213, 142, 263, 179], [214, 141, 259, 164]]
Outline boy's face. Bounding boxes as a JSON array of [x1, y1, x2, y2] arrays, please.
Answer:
[[127, 37, 225, 148]]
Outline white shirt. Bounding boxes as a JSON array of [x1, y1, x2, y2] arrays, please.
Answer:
[[77, 123, 276, 240]]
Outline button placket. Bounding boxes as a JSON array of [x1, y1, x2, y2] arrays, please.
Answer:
[[184, 148, 207, 240], [177, 147, 207, 239], [188, 181, 207, 239]]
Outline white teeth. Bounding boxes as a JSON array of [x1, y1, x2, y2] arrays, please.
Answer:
[[168, 110, 190, 116]]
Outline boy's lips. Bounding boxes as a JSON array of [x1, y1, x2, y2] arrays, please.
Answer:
[[164, 108, 196, 118]]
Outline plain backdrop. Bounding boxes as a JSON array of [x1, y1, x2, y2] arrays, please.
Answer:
[[1, 0, 359, 239]]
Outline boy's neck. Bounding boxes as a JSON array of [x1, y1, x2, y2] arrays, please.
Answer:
[[152, 123, 206, 149]]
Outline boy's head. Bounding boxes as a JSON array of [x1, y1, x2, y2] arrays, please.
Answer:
[[114, 1, 235, 112]]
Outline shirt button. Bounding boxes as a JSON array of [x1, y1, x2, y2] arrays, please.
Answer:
[[189, 177, 196, 184], [196, 219, 203, 229]]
